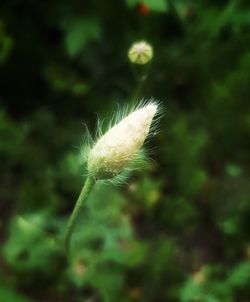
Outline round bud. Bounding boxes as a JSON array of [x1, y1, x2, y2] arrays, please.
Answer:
[[128, 41, 153, 65]]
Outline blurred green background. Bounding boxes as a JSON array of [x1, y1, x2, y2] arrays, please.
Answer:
[[0, 0, 250, 301]]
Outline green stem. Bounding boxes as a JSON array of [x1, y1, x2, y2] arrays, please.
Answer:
[[131, 63, 151, 101], [64, 176, 95, 255], [132, 78, 144, 101]]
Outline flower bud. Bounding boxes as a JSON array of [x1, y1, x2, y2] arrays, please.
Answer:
[[128, 41, 153, 65], [87, 102, 158, 180]]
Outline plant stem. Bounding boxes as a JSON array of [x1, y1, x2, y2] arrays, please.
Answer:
[[131, 63, 151, 101], [132, 78, 144, 101], [64, 176, 95, 255]]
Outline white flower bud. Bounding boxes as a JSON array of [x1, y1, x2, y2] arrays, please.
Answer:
[[87, 102, 158, 180]]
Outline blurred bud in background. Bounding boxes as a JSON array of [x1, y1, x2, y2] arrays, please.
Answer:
[[128, 41, 153, 65]]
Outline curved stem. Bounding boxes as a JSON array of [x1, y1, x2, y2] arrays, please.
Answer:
[[64, 177, 95, 255]]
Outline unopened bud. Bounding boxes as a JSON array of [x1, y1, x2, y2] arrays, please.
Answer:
[[128, 41, 153, 65], [87, 102, 158, 180]]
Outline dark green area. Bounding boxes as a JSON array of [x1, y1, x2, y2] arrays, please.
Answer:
[[0, 0, 250, 301]]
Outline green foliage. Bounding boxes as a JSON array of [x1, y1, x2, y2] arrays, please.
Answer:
[[3, 214, 62, 273], [62, 17, 101, 57], [0, 0, 250, 301], [0, 286, 32, 302], [181, 261, 250, 302], [126, 0, 168, 12], [69, 184, 132, 295], [0, 21, 13, 64]]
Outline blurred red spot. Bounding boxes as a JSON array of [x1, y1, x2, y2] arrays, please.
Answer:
[[136, 3, 150, 16]]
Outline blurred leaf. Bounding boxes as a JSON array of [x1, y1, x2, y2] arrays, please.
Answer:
[[63, 18, 101, 57], [225, 163, 242, 177], [3, 214, 62, 274], [0, 109, 26, 163], [68, 183, 133, 299], [0, 286, 32, 302], [44, 65, 89, 95], [126, 0, 168, 12], [0, 21, 13, 64], [180, 278, 220, 302], [227, 261, 250, 289]]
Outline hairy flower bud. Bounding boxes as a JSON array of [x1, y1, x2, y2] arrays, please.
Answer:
[[87, 102, 158, 180], [128, 41, 153, 65]]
